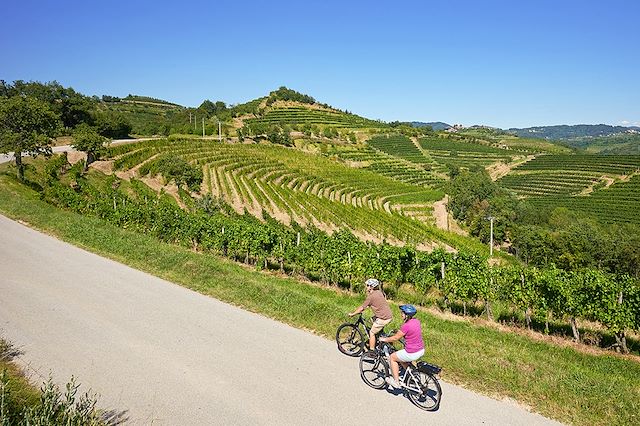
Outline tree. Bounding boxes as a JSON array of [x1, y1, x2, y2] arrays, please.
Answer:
[[0, 96, 60, 180], [72, 124, 109, 172], [6, 80, 94, 129], [148, 156, 203, 191], [93, 112, 132, 139]]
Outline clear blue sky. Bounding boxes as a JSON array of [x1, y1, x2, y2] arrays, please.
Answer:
[[2, 0, 639, 128]]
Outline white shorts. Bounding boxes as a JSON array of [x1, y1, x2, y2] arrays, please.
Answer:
[[396, 348, 425, 363]]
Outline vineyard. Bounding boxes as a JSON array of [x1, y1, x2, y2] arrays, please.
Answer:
[[244, 106, 382, 128], [498, 171, 602, 196], [106, 138, 478, 250], [525, 174, 640, 225], [36, 166, 640, 356], [366, 134, 445, 171], [418, 135, 519, 169], [324, 143, 445, 190], [513, 154, 640, 175], [495, 154, 640, 224]]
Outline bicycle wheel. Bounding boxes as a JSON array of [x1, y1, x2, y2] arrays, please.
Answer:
[[359, 351, 389, 389], [336, 323, 366, 356], [406, 369, 442, 411]]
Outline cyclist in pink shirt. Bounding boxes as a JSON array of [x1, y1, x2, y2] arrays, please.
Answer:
[[379, 304, 425, 388]]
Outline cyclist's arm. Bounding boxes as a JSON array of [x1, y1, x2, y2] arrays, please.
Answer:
[[380, 329, 405, 343], [348, 305, 365, 317], [349, 295, 371, 316]]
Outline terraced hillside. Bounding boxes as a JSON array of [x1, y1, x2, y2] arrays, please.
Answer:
[[367, 135, 440, 169], [244, 106, 383, 128], [525, 174, 640, 224], [418, 135, 520, 169], [324, 143, 446, 189], [106, 139, 471, 249], [497, 171, 601, 196], [497, 154, 640, 224]]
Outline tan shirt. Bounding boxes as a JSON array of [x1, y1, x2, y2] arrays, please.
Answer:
[[359, 290, 392, 320]]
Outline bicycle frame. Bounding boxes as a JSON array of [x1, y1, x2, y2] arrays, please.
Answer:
[[399, 365, 423, 393]]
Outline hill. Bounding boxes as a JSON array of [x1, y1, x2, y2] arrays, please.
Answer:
[[411, 121, 451, 131], [507, 124, 640, 139]]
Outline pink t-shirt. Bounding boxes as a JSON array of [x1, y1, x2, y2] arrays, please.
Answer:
[[400, 318, 424, 353]]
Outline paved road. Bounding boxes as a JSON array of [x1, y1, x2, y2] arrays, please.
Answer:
[[0, 215, 561, 425], [0, 138, 161, 164]]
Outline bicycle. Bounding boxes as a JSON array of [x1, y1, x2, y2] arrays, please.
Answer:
[[336, 313, 383, 357], [359, 342, 442, 411]]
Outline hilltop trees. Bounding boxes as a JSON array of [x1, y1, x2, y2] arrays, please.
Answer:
[[0, 96, 60, 180], [266, 87, 315, 105]]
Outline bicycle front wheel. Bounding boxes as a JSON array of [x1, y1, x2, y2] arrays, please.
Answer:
[[406, 369, 442, 411], [359, 351, 388, 389], [336, 323, 366, 356]]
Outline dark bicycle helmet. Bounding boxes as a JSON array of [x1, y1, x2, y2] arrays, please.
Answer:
[[399, 304, 417, 316]]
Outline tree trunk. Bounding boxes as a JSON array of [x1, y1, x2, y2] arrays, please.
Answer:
[[485, 299, 494, 321], [525, 307, 532, 330], [463, 301, 467, 316], [615, 331, 629, 354], [545, 312, 550, 334], [84, 151, 95, 173], [15, 151, 24, 181], [570, 317, 580, 342]]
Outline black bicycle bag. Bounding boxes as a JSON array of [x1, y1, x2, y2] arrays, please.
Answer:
[[417, 361, 442, 375]]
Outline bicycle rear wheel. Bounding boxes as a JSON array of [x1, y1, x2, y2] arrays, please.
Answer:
[[336, 323, 366, 356], [359, 351, 389, 389], [406, 369, 442, 411]]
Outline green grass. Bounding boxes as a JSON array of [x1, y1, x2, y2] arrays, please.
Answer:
[[0, 171, 638, 425], [1, 339, 40, 420]]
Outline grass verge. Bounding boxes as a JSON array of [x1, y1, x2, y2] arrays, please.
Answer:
[[0, 171, 638, 425]]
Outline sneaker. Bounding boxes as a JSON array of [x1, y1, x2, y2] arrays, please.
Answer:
[[385, 377, 400, 388]]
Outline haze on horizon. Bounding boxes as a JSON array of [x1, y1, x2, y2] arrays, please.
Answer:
[[2, 0, 638, 129]]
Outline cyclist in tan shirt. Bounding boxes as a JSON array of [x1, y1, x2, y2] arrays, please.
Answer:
[[348, 278, 393, 350]]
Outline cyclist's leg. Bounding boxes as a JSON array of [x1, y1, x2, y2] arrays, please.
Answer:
[[397, 349, 425, 381], [388, 351, 402, 385], [369, 318, 392, 350]]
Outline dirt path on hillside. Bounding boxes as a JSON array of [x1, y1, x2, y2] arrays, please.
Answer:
[[487, 155, 536, 181], [432, 196, 467, 236], [580, 175, 616, 195]]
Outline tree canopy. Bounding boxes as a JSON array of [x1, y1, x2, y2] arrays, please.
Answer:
[[0, 95, 60, 180]]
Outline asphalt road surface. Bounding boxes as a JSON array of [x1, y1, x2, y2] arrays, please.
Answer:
[[0, 214, 562, 425], [0, 138, 160, 164]]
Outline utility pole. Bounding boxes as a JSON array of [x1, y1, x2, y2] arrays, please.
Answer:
[[194, 114, 197, 133], [218, 120, 222, 142], [202, 118, 205, 137], [487, 216, 495, 257], [189, 112, 192, 124]]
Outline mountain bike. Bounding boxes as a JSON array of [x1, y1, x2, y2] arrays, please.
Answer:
[[335, 313, 383, 356], [359, 344, 442, 411]]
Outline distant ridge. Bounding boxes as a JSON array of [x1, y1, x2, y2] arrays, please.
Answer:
[[411, 121, 450, 131], [507, 124, 640, 140]]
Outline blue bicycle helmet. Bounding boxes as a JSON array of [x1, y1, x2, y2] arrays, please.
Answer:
[[399, 304, 417, 316]]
